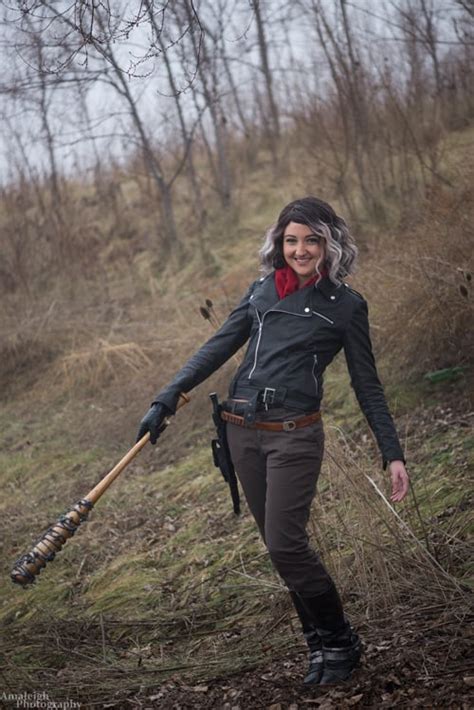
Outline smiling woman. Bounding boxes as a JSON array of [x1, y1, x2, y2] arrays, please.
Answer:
[[283, 223, 325, 285], [136, 195, 409, 687], [259, 196, 358, 285]]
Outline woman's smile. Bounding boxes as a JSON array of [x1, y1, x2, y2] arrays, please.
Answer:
[[283, 221, 325, 285]]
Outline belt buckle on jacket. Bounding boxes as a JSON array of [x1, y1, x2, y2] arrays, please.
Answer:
[[282, 419, 296, 431], [261, 387, 276, 411]]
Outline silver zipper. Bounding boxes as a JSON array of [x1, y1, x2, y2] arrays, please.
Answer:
[[312, 354, 319, 395], [311, 310, 334, 324], [248, 306, 312, 380], [248, 310, 263, 379]]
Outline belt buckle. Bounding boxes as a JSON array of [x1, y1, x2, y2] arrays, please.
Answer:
[[283, 420, 296, 432], [262, 387, 276, 405]]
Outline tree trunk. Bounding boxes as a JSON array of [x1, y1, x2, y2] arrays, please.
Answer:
[[251, 0, 280, 167]]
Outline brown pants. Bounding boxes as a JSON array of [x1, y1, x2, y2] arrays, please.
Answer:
[[226, 407, 333, 596]]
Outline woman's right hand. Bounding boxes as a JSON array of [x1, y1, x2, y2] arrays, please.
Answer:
[[389, 460, 410, 502], [136, 402, 172, 445]]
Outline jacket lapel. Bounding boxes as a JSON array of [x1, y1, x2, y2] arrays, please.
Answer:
[[250, 273, 344, 314], [250, 274, 279, 313], [251, 273, 313, 315]]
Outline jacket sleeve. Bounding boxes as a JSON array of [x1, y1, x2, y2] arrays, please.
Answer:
[[152, 281, 257, 413], [343, 297, 405, 470]]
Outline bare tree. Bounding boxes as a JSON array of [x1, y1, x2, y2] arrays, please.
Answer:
[[393, 0, 443, 97], [308, 0, 380, 215], [0, 0, 472, 284], [207, 0, 259, 169], [171, 0, 233, 208], [146, 0, 206, 234], [2, 0, 210, 256], [250, 0, 280, 166]]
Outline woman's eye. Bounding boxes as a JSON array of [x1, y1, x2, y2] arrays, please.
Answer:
[[307, 237, 320, 244]]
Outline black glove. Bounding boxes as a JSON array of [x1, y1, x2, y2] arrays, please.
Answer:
[[136, 402, 172, 445]]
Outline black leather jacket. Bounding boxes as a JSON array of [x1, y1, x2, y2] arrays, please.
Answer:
[[154, 273, 405, 469]]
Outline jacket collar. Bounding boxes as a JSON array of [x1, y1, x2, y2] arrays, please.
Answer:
[[251, 273, 342, 314], [314, 275, 344, 302]]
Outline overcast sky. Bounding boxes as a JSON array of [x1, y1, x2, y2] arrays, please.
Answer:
[[0, 0, 464, 185]]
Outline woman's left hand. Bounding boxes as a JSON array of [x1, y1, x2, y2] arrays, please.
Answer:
[[389, 460, 410, 502]]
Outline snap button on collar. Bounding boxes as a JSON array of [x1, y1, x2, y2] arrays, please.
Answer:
[[304, 307, 310, 312], [330, 295, 336, 300]]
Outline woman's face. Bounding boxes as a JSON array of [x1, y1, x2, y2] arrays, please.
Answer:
[[282, 221, 325, 285]]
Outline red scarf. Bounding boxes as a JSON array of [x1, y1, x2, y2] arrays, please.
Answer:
[[275, 265, 328, 300]]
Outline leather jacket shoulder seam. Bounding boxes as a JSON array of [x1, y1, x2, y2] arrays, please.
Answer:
[[344, 283, 366, 302]]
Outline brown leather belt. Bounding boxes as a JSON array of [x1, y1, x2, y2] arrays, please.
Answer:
[[221, 410, 321, 432]]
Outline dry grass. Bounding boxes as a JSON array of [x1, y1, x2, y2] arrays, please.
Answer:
[[0, 392, 471, 706], [312, 430, 472, 611], [0, 105, 473, 709], [349, 176, 474, 380], [56, 339, 153, 392], [1, 128, 473, 418]]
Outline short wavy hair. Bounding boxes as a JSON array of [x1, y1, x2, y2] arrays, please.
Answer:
[[259, 196, 358, 283]]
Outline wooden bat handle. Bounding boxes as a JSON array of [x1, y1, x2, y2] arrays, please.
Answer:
[[11, 392, 190, 587]]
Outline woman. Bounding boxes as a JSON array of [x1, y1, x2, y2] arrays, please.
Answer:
[[137, 197, 409, 685]]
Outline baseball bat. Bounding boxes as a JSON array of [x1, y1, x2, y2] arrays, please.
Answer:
[[11, 393, 190, 587]]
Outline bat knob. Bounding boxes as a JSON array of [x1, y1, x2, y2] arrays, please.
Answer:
[[11, 553, 41, 586]]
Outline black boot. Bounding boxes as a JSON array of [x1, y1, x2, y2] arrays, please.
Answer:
[[289, 591, 324, 685], [298, 583, 362, 685], [317, 624, 362, 684]]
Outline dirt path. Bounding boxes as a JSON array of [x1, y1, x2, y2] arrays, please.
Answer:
[[123, 604, 474, 709]]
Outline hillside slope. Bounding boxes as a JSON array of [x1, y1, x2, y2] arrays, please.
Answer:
[[1, 129, 473, 709]]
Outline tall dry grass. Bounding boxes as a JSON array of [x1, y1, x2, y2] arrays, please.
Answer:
[[350, 177, 474, 379], [312, 431, 471, 610], [1, 166, 473, 467]]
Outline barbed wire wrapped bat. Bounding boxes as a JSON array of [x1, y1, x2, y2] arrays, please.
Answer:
[[11, 392, 190, 587]]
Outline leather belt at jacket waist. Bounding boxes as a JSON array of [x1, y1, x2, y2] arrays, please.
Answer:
[[230, 384, 320, 414], [221, 410, 321, 431]]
